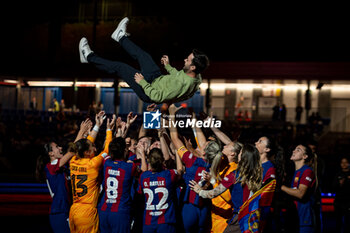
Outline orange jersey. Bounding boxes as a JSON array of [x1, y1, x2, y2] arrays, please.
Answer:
[[211, 161, 238, 233], [69, 130, 112, 233], [70, 130, 112, 206]]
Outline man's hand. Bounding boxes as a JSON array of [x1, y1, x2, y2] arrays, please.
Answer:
[[134, 73, 144, 84], [161, 55, 169, 66]]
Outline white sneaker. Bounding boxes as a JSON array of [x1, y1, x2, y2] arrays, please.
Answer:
[[111, 17, 130, 42], [79, 37, 93, 63]]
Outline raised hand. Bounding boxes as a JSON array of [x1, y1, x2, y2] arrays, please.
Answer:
[[126, 112, 137, 127], [95, 111, 106, 127], [161, 55, 169, 66], [134, 73, 144, 84]]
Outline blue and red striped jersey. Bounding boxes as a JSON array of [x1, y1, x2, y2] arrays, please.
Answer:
[[221, 170, 250, 212], [138, 169, 179, 225], [291, 164, 315, 227], [262, 160, 276, 184], [45, 158, 70, 214], [179, 150, 211, 206], [98, 158, 139, 214]]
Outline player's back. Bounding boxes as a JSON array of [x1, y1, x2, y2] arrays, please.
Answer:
[[139, 169, 178, 225], [70, 155, 103, 206], [99, 158, 138, 214]]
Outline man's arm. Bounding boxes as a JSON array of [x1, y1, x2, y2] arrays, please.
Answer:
[[161, 55, 178, 75], [137, 78, 179, 103]]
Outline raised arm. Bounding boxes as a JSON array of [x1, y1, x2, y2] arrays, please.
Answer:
[[168, 104, 185, 150], [58, 150, 75, 168], [161, 55, 178, 75], [158, 127, 171, 161], [102, 116, 116, 154], [136, 143, 148, 172], [209, 113, 232, 145], [87, 111, 106, 143], [138, 104, 156, 139], [191, 112, 207, 150], [122, 111, 137, 138], [74, 118, 93, 142]]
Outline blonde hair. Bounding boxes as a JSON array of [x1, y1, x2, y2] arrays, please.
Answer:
[[204, 141, 223, 181]]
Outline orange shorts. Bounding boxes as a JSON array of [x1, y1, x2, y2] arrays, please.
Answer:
[[69, 203, 99, 233]]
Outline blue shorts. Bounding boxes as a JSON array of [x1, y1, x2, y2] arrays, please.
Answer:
[[99, 211, 131, 233], [181, 202, 211, 233], [143, 223, 176, 233], [300, 226, 315, 233], [49, 212, 70, 233]]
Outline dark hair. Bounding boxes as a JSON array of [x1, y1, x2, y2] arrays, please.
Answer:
[[35, 143, 53, 182], [191, 49, 209, 74], [237, 144, 262, 193], [300, 143, 318, 188], [71, 139, 91, 158], [109, 137, 126, 161], [148, 148, 164, 172], [265, 136, 285, 187]]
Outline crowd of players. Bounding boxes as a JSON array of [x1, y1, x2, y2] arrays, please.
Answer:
[[36, 103, 324, 233]]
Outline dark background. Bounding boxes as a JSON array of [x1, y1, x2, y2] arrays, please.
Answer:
[[0, 1, 349, 79]]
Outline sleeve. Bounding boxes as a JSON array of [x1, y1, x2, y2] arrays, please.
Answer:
[[87, 135, 95, 143], [221, 172, 237, 189], [131, 162, 141, 177], [177, 146, 188, 158], [137, 174, 144, 194], [299, 168, 315, 187], [263, 167, 276, 182], [102, 130, 113, 153], [138, 79, 179, 103], [169, 169, 179, 182], [164, 64, 179, 75], [46, 159, 61, 175], [90, 153, 107, 168], [177, 147, 197, 168]]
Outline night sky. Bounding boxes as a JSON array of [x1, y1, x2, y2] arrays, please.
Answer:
[[0, 1, 349, 78]]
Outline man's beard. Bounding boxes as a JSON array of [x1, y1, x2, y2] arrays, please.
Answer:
[[183, 65, 190, 73]]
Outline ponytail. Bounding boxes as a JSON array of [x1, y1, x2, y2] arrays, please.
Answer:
[[204, 141, 223, 181], [148, 148, 164, 172]]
